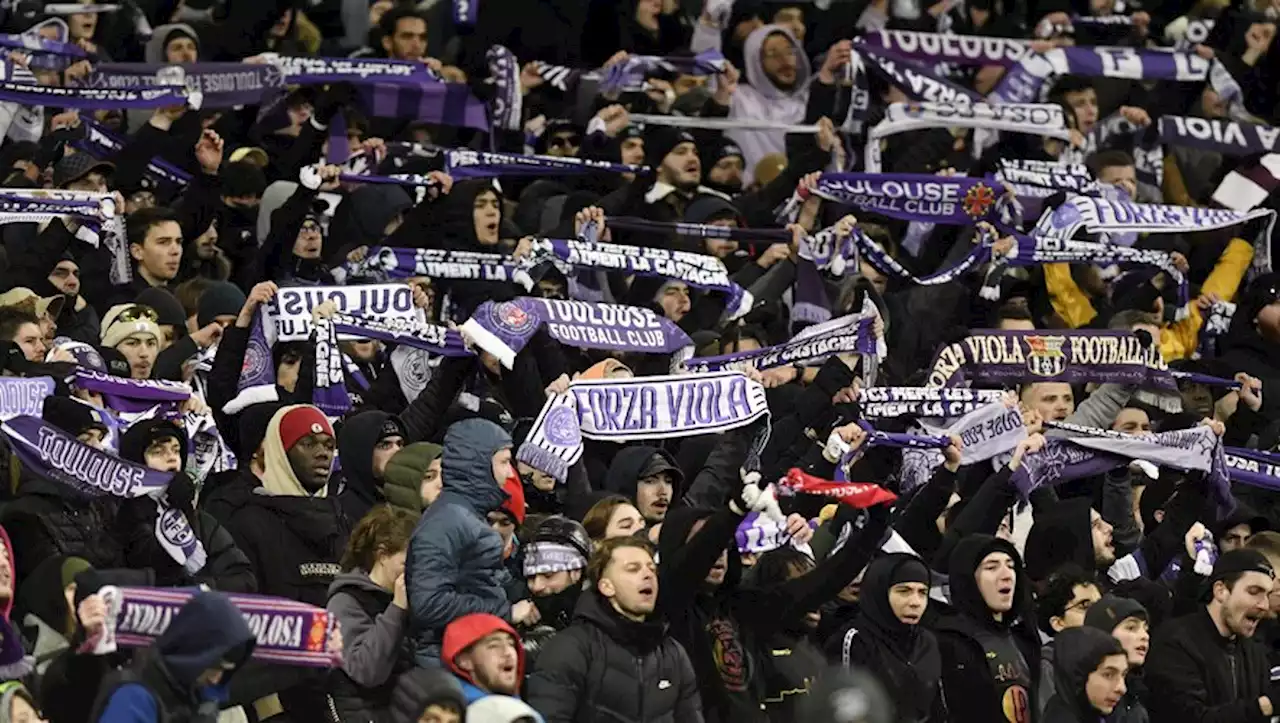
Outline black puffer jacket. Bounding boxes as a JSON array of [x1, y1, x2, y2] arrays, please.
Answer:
[[224, 491, 348, 607], [0, 477, 123, 585], [526, 590, 704, 723]]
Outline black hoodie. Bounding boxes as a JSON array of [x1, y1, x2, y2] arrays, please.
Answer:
[[935, 535, 1041, 723], [1024, 498, 1098, 585], [823, 553, 945, 723], [336, 410, 405, 523], [1042, 627, 1126, 723]]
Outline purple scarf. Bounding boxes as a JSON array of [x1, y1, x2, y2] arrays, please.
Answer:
[[311, 316, 351, 418], [0, 81, 192, 109], [73, 117, 191, 189], [356, 82, 490, 132], [337, 246, 523, 286], [607, 217, 792, 243], [330, 310, 473, 357], [81, 62, 285, 108], [91, 586, 340, 668], [600, 50, 727, 94], [0, 31, 87, 57], [2, 415, 206, 571], [805, 173, 1008, 225], [927, 329, 1176, 390], [857, 30, 1033, 67], [856, 44, 982, 106], [683, 308, 881, 373], [74, 369, 190, 416], [444, 148, 649, 178], [452, 0, 478, 25], [463, 297, 692, 369], [1159, 115, 1280, 157], [1225, 447, 1280, 492], [0, 377, 54, 420]]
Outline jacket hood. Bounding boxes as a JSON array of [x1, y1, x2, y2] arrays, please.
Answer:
[[441, 613, 525, 685], [326, 569, 390, 599], [329, 185, 412, 257], [16, 555, 87, 636], [257, 181, 298, 244], [742, 24, 810, 101], [435, 180, 503, 251], [1050, 626, 1125, 719], [154, 591, 255, 690], [261, 404, 329, 498], [657, 507, 742, 589], [603, 445, 683, 500], [441, 418, 512, 513], [337, 410, 404, 492], [856, 553, 932, 650], [144, 23, 200, 64], [947, 535, 1032, 629], [573, 589, 667, 653], [1024, 498, 1096, 583]]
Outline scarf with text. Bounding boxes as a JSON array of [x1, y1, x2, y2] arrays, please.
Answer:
[[330, 310, 472, 357], [0, 377, 53, 420], [855, 44, 983, 111], [777, 468, 898, 509], [0, 189, 115, 246], [2, 414, 206, 572], [857, 30, 1033, 67], [462, 298, 692, 369], [994, 159, 1101, 220], [990, 46, 1242, 110], [73, 116, 191, 190], [224, 309, 280, 415], [336, 246, 526, 288], [606, 216, 793, 244], [268, 284, 424, 343], [311, 316, 351, 418], [1012, 420, 1231, 514], [927, 329, 1174, 389], [898, 400, 1029, 492], [0, 80, 195, 108], [517, 371, 769, 482], [859, 386, 1007, 418], [800, 172, 1009, 226], [0, 30, 87, 57], [1224, 446, 1280, 492], [681, 304, 883, 373], [1159, 115, 1280, 156], [81, 62, 285, 108], [74, 369, 190, 416], [524, 237, 753, 318], [89, 586, 340, 667], [444, 148, 649, 178], [1033, 194, 1278, 273], [865, 101, 1072, 172]]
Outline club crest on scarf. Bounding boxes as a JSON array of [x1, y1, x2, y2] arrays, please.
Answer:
[[543, 405, 581, 448], [490, 300, 537, 335], [962, 183, 996, 218], [1025, 335, 1068, 377]]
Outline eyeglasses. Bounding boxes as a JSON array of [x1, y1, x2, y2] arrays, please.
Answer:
[[114, 305, 159, 324], [1065, 597, 1096, 614]]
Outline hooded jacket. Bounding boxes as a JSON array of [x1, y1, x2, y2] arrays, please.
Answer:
[[1, 475, 123, 587], [1042, 627, 1126, 723], [603, 446, 684, 506], [1024, 498, 1098, 585], [407, 419, 515, 666], [935, 535, 1041, 723], [526, 590, 703, 723], [336, 411, 405, 523], [325, 570, 416, 723], [823, 554, 945, 723], [92, 591, 255, 723], [727, 24, 811, 184], [441, 613, 525, 703]]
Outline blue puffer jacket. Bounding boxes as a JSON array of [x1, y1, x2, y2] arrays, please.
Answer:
[[408, 418, 514, 666]]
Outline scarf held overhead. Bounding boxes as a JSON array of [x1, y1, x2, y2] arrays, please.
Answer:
[[927, 329, 1174, 389]]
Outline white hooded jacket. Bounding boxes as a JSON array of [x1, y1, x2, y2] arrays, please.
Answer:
[[727, 24, 812, 184]]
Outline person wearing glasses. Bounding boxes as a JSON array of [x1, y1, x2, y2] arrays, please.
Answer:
[[99, 304, 162, 380], [1035, 565, 1104, 715]]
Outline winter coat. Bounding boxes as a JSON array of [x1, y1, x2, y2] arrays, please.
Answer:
[[1144, 607, 1271, 723], [91, 591, 256, 723], [823, 554, 945, 723], [116, 497, 256, 594], [407, 419, 515, 666], [1041, 627, 1127, 723], [336, 410, 404, 524], [935, 535, 1041, 723], [325, 570, 416, 723], [0, 477, 123, 585], [727, 24, 811, 184], [526, 591, 703, 723]]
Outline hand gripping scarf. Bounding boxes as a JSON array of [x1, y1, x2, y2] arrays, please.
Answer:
[[88, 586, 340, 667], [517, 371, 769, 483], [865, 101, 1073, 173], [81, 62, 285, 108], [2, 415, 206, 573], [681, 302, 884, 373]]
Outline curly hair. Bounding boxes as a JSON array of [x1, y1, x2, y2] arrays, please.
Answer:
[[340, 505, 417, 572]]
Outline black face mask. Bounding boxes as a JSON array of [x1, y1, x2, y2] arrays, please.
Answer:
[[221, 204, 258, 228], [521, 475, 560, 515], [703, 177, 743, 197], [533, 584, 580, 628]]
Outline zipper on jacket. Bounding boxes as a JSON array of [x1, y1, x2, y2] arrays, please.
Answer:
[[325, 693, 341, 723], [636, 657, 644, 720]]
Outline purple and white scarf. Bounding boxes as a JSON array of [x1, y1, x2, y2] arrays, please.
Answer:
[[856, 30, 1033, 67], [311, 316, 351, 418], [865, 101, 1072, 172], [462, 298, 692, 369], [223, 309, 278, 415], [330, 310, 472, 358], [605, 217, 792, 244], [524, 237, 753, 319], [0, 80, 194, 109], [1033, 194, 1278, 274], [1012, 420, 1231, 514], [517, 371, 769, 482], [2, 414, 206, 572], [0, 30, 88, 57], [0, 190, 116, 247], [681, 305, 883, 373], [802, 173, 1009, 225], [337, 246, 526, 288], [1159, 115, 1280, 157], [599, 50, 727, 95], [859, 386, 1006, 419], [82, 62, 285, 108], [896, 400, 1028, 493], [1224, 446, 1280, 492], [73, 117, 191, 189], [927, 329, 1175, 389], [268, 284, 423, 343], [854, 44, 983, 107], [91, 586, 340, 668], [74, 369, 190, 416], [991, 46, 1240, 107], [994, 159, 1101, 219], [444, 148, 648, 178], [452, 0, 478, 25], [0, 377, 53, 420]]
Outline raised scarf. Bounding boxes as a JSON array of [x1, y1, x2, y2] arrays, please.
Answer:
[[0, 377, 53, 420], [81, 62, 285, 108], [927, 329, 1174, 389], [865, 101, 1072, 172], [681, 303, 883, 373], [1159, 115, 1280, 157]]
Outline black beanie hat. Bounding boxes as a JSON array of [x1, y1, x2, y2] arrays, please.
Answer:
[[197, 282, 248, 328], [644, 126, 696, 168], [134, 287, 186, 330], [889, 556, 931, 587], [1084, 594, 1148, 632]]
